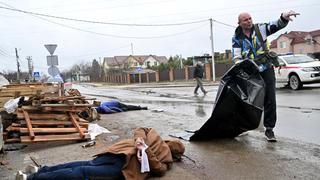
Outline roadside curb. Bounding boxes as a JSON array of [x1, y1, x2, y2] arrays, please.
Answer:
[[74, 81, 220, 88]]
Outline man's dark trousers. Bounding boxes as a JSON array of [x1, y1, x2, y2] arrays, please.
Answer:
[[259, 66, 277, 129]]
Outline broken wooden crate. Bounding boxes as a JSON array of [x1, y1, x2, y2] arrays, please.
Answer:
[[12, 102, 93, 143], [0, 83, 63, 108]]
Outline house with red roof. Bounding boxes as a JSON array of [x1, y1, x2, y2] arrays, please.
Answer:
[[102, 55, 168, 71], [270, 29, 320, 58]]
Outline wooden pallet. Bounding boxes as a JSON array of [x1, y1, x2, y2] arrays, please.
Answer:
[[15, 108, 90, 143], [20, 134, 90, 143], [0, 83, 63, 106], [2, 89, 99, 143]]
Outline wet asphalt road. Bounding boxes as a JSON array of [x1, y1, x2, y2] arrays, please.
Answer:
[[71, 82, 320, 179], [1, 82, 320, 180], [75, 82, 320, 145]]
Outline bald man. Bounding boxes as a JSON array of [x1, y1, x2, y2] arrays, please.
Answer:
[[232, 11, 299, 142]]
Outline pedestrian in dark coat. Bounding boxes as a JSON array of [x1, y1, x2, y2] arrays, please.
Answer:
[[193, 61, 207, 95]]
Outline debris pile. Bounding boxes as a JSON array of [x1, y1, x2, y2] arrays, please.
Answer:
[[0, 83, 62, 108], [1, 84, 99, 144]]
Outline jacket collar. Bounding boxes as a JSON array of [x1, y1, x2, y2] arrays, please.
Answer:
[[235, 25, 254, 39]]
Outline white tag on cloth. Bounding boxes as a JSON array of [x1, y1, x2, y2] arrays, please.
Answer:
[[140, 147, 150, 173]]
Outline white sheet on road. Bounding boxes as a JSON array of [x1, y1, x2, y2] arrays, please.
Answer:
[[87, 123, 111, 140]]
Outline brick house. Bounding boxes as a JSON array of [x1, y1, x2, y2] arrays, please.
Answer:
[[270, 29, 320, 58], [102, 55, 168, 71]]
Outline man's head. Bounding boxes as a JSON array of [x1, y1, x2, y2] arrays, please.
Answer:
[[238, 12, 253, 31], [164, 139, 185, 161]]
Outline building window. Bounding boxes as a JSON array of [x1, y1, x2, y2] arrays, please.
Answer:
[[299, 49, 304, 54], [134, 62, 138, 66], [280, 41, 286, 49], [154, 62, 158, 66], [306, 38, 313, 45]]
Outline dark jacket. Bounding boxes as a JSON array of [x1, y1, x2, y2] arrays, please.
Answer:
[[193, 64, 204, 78], [95, 100, 123, 113]]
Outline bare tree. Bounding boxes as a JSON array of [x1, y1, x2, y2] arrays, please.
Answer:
[[90, 59, 101, 82]]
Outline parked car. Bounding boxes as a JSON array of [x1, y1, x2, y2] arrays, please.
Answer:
[[274, 54, 320, 90]]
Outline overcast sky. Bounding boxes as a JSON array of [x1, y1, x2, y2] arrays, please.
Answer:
[[0, 0, 318, 75]]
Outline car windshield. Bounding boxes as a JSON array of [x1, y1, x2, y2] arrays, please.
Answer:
[[282, 55, 316, 64]]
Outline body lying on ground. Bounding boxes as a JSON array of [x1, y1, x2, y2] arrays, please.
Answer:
[[95, 100, 148, 114], [16, 127, 185, 180]]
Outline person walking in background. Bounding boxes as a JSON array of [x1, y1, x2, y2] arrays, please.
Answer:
[[232, 10, 299, 142], [193, 61, 207, 95]]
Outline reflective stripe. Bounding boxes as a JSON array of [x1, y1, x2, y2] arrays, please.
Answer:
[[266, 40, 270, 50], [239, 33, 271, 59], [257, 50, 265, 55], [253, 36, 257, 48]]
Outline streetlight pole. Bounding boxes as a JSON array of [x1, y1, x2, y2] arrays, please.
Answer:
[[209, 18, 216, 82], [15, 48, 20, 82]]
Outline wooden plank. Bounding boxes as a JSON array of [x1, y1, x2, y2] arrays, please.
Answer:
[[20, 120, 88, 128], [69, 112, 85, 138], [19, 106, 41, 111], [17, 112, 70, 120], [42, 107, 87, 112], [19, 127, 87, 133], [6, 126, 20, 132], [41, 104, 94, 107], [3, 83, 53, 88], [5, 138, 21, 143], [40, 96, 87, 102], [0, 87, 38, 91], [22, 110, 35, 139], [20, 134, 90, 143]]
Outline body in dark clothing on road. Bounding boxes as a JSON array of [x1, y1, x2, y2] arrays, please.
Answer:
[[17, 128, 185, 180], [95, 100, 147, 114]]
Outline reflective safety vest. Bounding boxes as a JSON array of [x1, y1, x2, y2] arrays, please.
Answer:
[[233, 25, 269, 60], [232, 16, 288, 62]]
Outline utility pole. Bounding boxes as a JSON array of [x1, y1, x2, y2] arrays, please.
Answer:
[[130, 43, 134, 55], [15, 48, 20, 82], [209, 18, 216, 82], [179, 54, 183, 69], [26, 56, 33, 80]]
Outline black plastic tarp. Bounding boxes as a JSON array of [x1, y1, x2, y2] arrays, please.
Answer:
[[190, 60, 265, 140]]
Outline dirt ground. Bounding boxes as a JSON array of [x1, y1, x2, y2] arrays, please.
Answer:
[[1, 111, 320, 180], [1, 82, 320, 179]]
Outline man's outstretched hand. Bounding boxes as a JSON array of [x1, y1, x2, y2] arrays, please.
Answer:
[[282, 10, 300, 21]]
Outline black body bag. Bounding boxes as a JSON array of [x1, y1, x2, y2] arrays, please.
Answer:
[[190, 60, 265, 140]]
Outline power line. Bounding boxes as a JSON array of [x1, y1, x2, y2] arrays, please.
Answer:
[[0, 2, 209, 39], [0, 5, 208, 26], [30, 12, 208, 39], [213, 19, 236, 28]]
